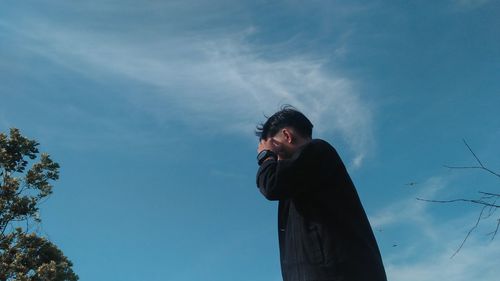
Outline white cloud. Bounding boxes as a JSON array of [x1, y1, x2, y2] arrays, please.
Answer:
[[370, 176, 446, 237], [3, 16, 375, 166], [371, 174, 500, 280], [386, 221, 500, 281]]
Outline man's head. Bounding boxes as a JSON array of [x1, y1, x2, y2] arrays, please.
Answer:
[[256, 106, 313, 159]]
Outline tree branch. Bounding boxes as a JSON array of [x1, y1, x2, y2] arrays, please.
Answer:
[[418, 139, 500, 258], [451, 205, 487, 258], [463, 139, 484, 167], [416, 197, 500, 208], [443, 139, 500, 178], [486, 219, 500, 241]]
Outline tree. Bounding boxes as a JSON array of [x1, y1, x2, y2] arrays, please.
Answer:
[[417, 140, 500, 258], [0, 128, 78, 281]]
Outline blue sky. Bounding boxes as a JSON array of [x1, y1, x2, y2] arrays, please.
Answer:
[[1, 0, 500, 280]]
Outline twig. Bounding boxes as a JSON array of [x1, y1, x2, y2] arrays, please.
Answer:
[[464, 139, 484, 167], [443, 140, 500, 178], [416, 197, 500, 208], [428, 139, 500, 256], [484, 198, 498, 219], [487, 219, 500, 241], [479, 191, 500, 197], [451, 205, 487, 258]]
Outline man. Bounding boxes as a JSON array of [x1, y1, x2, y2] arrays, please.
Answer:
[[256, 107, 387, 281]]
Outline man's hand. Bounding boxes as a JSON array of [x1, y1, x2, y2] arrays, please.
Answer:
[[258, 138, 287, 160], [257, 138, 277, 154]]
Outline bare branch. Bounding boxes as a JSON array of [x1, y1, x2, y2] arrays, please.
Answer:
[[486, 218, 500, 241], [443, 140, 500, 178], [463, 139, 484, 167], [451, 205, 487, 258], [479, 191, 500, 197], [416, 197, 500, 208], [484, 199, 498, 219], [444, 165, 500, 178], [417, 140, 500, 257]]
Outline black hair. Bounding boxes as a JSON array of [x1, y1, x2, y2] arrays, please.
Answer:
[[255, 105, 313, 140]]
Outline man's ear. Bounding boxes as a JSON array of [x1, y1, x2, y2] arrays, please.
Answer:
[[282, 128, 293, 144]]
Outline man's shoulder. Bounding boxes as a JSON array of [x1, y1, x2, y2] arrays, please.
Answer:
[[310, 138, 334, 150], [308, 139, 341, 161], [295, 139, 337, 160]]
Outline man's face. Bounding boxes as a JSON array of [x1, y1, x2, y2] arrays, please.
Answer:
[[258, 127, 308, 160], [269, 130, 295, 159]]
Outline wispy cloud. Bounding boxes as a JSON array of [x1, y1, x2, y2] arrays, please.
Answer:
[[371, 174, 500, 280], [385, 214, 500, 281], [370, 176, 447, 240], [2, 9, 374, 166]]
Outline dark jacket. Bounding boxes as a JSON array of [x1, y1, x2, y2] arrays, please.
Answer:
[[256, 139, 387, 281]]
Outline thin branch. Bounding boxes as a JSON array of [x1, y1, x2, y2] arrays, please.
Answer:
[[451, 205, 487, 258], [463, 139, 484, 167], [487, 218, 500, 241], [416, 197, 500, 208], [484, 199, 498, 219], [481, 168, 500, 178], [479, 191, 500, 197], [444, 165, 500, 178], [418, 140, 500, 258], [443, 140, 500, 178]]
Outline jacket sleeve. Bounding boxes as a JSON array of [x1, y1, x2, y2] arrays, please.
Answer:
[[256, 142, 318, 201]]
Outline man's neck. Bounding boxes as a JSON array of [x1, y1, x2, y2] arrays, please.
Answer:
[[295, 137, 312, 148]]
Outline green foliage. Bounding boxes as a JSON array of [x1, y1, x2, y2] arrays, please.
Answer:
[[0, 229, 78, 281], [0, 128, 78, 281]]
